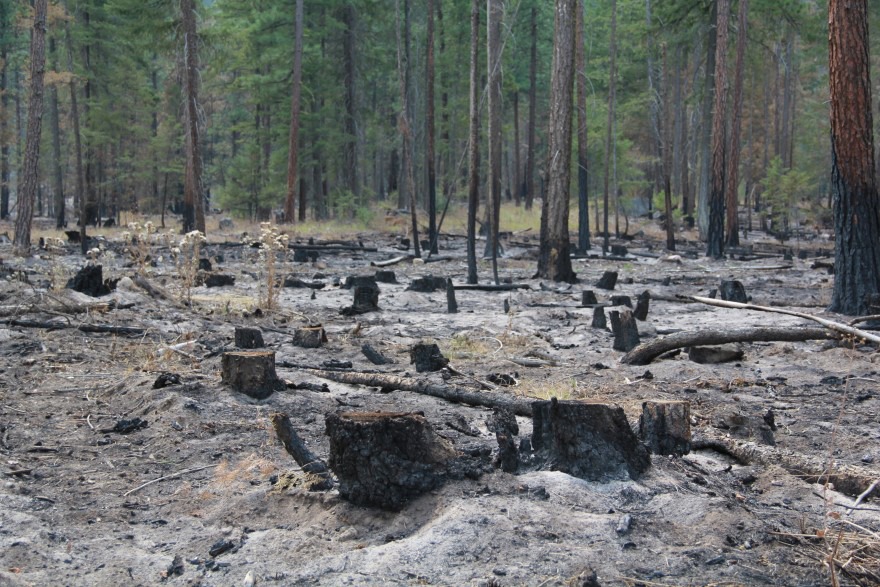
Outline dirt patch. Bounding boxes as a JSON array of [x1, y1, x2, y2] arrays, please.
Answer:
[[1, 224, 878, 586]]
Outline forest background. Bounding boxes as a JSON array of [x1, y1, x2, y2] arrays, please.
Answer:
[[0, 0, 872, 250]]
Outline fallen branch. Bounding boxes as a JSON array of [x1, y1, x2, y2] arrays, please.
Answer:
[[286, 367, 534, 417], [693, 431, 878, 498], [270, 413, 333, 490], [620, 326, 837, 365], [370, 255, 413, 267], [690, 295, 880, 345], [123, 464, 219, 497], [453, 283, 530, 291], [7, 319, 147, 337]]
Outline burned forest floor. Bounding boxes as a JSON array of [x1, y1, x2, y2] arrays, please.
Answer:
[[1, 217, 880, 587]]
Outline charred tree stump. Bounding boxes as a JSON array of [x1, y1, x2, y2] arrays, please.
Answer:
[[410, 343, 449, 372], [271, 413, 333, 490], [581, 290, 598, 306], [407, 275, 449, 292], [343, 275, 379, 290], [67, 264, 111, 297], [610, 295, 632, 308], [591, 306, 607, 329], [611, 244, 628, 257], [293, 325, 326, 348], [610, 309, 640, 351], [719, 280, 748, 303], [342, 284, 380, 316], [293, 249, 318, 263], [221, 351, 284, 399], [204, 274, 235, 288], [633, 290, 650, 321], [234, 327, 264, 349], [487, 408, 519, 473], [446, 278, 458, 313], [374, 270, 398, 284], [596, 271, 618, 290], [639, 401, 691, 456], [325, 411, 458, 510], [361, 343, 393, 365], [531, 399, 650, 481]]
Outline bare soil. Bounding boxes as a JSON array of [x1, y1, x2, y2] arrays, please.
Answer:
[[1, 221, 879, 587]]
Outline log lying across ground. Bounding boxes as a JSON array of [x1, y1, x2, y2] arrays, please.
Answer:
[[284, 366, 534, 417], [693, 430, 879, 498], [620, 326, 837, 365], [6, 319, 147, 337]]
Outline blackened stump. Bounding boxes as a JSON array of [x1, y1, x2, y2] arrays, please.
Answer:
[[234, 327, 264, 349], [581, 290, 598, 305], [610, 309, 640, 352], [633, 290, 651, 321], [293, 325, 326, 348], [591, 306, 607, 329], [639, 401, 691, 456], [374, 270, 398, 284], [325, 411, 458, 510], [719, 280, 748, 303], [531, 399, 650, 481], [446, 278, 458, 313], [343, 275, 379, 290], [204, 274, 235, 288], [596, 271, 618, 290], [221, 351, 284, 400], [410, 343, 449, 372], [610, 295, 632, 308], [488, 408, 519, 473], [66, 264, 111, 297], [407, 275, 449, 292], [342, 284, 380, 316]]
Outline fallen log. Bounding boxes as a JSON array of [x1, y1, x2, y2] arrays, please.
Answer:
[[371, 255, 413, 267], [270, 412, 333, 490], [690, 295, 880, 345], [6, 319, 147, 337], [286, 367, 534, 417], [452, 283, 530, 291], [693, 430, 879, 498], [620, 326, 837, 365]]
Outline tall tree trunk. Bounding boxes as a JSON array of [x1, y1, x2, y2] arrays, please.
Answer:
[[486, 0, 503, 283], [575, 0, 590, 253], [706, 0, 729, 259], [181, 0, 206, 234], [13, 0, 48, 254], [662, 45, 675, 251], [1, 37, 10, 220], [537, 0, 577, 282], [724, 0, 748, 248], [828, 0, 880, 316], [466, 0, 480, 284], [602, 0, 618, 254], [397, 0, 411, 211], [284, 0, 304, 223], [672, 46, 684, 206], [49, 37, 65, 230], [780, 29, 795, 170], [524, 6, 537, 211], [312, 99, 327, 220], [341, 5, 360, 209], [512, 90, 521, 206], [395, 0, 420, 258], [437, 0, 450, 209], [426, 0, 438, 253], [63, 20, 86, 250], [697, 1, 718, 238], [645, 0, 661, 213]]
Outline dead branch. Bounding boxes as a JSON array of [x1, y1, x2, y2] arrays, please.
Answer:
[[131, 275, 183, 306], [620, 326, 837, 365], [371, 255, 414, 267], [270, 413, 333, 489], [453, 283, 530, 291], [7, 319, 147, 337], [690, 295, 880, 345], [693, 430, 878, 498], [123, 464, 219, 497], [286, 367, 534, 417]]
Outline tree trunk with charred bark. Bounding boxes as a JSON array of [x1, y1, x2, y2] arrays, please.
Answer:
[[284, 0, 304, 223], [466, 0, 480, 284], [575, 0, 590, 253], [524, 7, 538, 211], [13, 0, 48, 254], [181, 0, 205, 235], [725, 0, 748, 248], [828, 0, 880, 316], [538, 0, 577, 283], [706, 0, 729, 259], [602, 0, 618, 254]]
